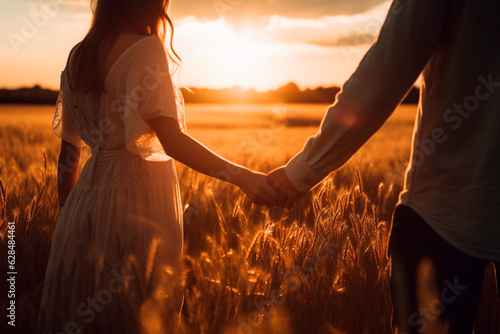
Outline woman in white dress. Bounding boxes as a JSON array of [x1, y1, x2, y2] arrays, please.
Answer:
[[37, 0, 284, 332]]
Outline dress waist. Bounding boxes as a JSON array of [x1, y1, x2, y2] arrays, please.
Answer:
[[84, 146, 140, 192], [95, 148, 138, 162]]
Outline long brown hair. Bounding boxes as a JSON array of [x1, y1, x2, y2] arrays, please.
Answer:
[[71, 0, 180, 94]]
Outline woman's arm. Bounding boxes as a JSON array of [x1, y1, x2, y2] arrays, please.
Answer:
[[57, 139, 81, 208], [150, 116, 284, 206]]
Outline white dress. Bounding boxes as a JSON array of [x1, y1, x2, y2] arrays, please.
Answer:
[[38, 36, 185, 333]]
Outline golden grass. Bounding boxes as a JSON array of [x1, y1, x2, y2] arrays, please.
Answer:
[[0, 104, 498, 333]]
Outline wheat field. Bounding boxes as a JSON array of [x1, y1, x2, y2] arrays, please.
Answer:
[[0, 104, 498, 334]]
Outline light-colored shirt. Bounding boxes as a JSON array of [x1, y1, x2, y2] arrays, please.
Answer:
[[285, 0, 500, 261]]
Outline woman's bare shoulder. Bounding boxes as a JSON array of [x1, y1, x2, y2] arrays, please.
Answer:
[[104, 34, 161, 73]]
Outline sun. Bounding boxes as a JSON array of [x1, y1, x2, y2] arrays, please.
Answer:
[[174, 18, 278, 91], [212, 32, 262, 83]]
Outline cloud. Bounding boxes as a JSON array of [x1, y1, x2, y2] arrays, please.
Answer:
[[260, 2, 390, 46], [311, 33, 377, 47], [170, 0, 389, 21]]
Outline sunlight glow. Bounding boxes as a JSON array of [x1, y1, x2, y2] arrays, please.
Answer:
[[175, 18, 281, 91], [0, 1, 391, 90]]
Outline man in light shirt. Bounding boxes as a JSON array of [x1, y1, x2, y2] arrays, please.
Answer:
[[267, 0, 500, 332]]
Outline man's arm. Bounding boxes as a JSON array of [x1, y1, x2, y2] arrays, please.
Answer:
[[269, 0, 453, 200]]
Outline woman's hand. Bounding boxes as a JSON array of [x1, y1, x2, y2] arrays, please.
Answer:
[[233, 168, 286, 207]]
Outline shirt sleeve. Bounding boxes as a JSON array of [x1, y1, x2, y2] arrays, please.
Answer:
[[123, 37, 186, 161], [285, 0, 453, 192], [52, 71, 85, 147]]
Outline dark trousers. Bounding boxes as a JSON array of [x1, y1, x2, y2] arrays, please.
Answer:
[[388, 205, 498, 334]]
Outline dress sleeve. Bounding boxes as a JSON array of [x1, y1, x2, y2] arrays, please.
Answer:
[[52, 71, 85, 147], [123, 37, 186, 161]]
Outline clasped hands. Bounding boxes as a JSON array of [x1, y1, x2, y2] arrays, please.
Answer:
[[239, 167, 305, 209]]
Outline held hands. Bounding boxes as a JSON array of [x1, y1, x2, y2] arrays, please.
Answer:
[[235, 166, 305, 209], [236, 168, 286, 207], [267, 167, 305, 210]]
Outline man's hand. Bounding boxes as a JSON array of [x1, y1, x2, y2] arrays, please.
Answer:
[[267, 167, 305, 210], [235, 169, 286, 207]]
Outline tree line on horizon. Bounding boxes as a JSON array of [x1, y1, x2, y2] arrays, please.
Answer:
[[0, 83, 420, 105]]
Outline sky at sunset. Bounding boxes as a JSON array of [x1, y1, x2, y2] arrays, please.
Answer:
[[0, 0, 391, 91]]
